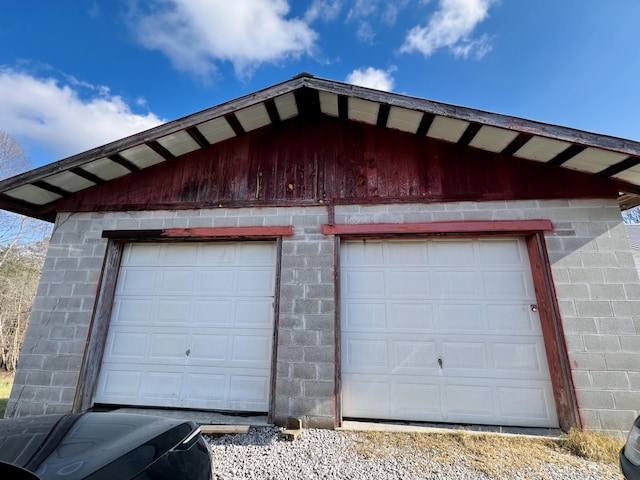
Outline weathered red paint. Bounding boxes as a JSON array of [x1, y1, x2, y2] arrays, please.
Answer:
[[102, 226, 294, 240], [55, 116, 619, 213]]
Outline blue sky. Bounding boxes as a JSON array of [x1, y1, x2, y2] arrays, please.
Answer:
[[1, 0, 640, 173]]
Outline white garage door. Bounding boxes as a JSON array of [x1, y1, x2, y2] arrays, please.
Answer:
[[341, 238, 558, 428], [95, 241, 276, 412]]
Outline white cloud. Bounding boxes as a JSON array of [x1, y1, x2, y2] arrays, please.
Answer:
[[346, 67, 395, 92], [346, 0, 408, 44], [0, 68, 164, 159], [305, 0, 342, 23], [401, 0, 496, 58], [132, 0, 318, 79]]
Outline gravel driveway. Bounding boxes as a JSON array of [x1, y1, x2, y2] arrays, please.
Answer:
[[206, 427, 622, 480]]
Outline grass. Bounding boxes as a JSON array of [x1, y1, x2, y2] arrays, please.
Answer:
[[350, 429, 624, 479], [0, 372, 14, 418]]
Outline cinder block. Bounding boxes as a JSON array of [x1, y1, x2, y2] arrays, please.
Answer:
[[591, 371, 630, 389], [612, 300, 640, 317], [303, 346, 334, 363], [596, 317, 636, 335], [304, 381, 334, 397], [603, 353, 640, 371], [621, 336, 640, 352], [575, 301, 613, 317], [583, 335, 621, 352], [568, 352, 606, 370], [581, 252, 618, 267], [294, 299, 320, 315], [556, 284, 589, 299], [305, 284, 333, 299], [590, 284, 627, 300], [613, 391, 640, 410], [276, 379, 303, 398], [604, 267, 640, 283], [576, 390, 614, 409], [599, 410, 638, 431], [277, 343, 305, 362], [567, 268, 604, 284], [293, 364, 317, 380], [292, 330, 319, 346]]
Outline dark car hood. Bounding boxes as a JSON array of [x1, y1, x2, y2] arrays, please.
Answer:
[[0, 412, 196, 479]]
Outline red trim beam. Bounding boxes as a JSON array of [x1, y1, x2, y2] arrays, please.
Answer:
[[102, 226, 294, 240], [321, 220, 554, 235]]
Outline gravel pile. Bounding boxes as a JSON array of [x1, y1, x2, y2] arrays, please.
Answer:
[[206, 426, 621, 480]]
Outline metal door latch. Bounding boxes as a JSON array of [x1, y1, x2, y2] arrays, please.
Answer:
[[530, 304, 538, 312], [437, 358, 443, 369]]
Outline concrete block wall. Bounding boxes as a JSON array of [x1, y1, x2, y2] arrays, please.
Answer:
[[7, 199, 640, 436]]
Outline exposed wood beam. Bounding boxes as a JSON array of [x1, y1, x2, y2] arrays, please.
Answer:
[[293, 87, 321, 119], [264, 98, 281, 124], [376, 104, 390, 128], [102, 226, 294, 240], [108, 154, 141, 173], [457, 123, 482, 147], [338, 95, 348, 121], [32, 180, 71, 197], [146, 140, 176, 161], [547, 144, 587, 166], [597, 156, 640, 178], [224, 113, 246, 136], [501, 133, 533, 156], [186, 126, 211, 149], [416, 113, 435, 136], [0, 193, 50, 219], [322, 219, 554, 235], [69, 167, 106, 186]]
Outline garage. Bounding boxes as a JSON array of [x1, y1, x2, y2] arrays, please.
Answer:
[[94, 241, 277, 412], [341, 237, 559, 428]]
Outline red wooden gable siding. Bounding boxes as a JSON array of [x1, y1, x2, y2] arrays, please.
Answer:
[[56, 116, 619, 213]]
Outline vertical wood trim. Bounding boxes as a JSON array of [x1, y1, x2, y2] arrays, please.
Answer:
[[333, 235, 342, 427], [526, 233, 581, 431], [268, 237, 283, 424], [73, 240, 123, 412]]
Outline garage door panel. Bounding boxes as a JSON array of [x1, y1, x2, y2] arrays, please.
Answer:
[[493, 342, 547, 376], [98, 370, 142, 400], [341, 238, 558, 428], [237, 268, 276, 294], [487, 304, 539, 333], [344, 338, 388, 370], [478, 239, 525, 265], [436, 304, 484, 331], [431, 240, 475, 264], [231, 335, 273, 364], [344, 270, 385, 296], [196, 270, 235, 294], [442, 341, 487, 370], [433, 271, 479, 297], [392, 341, 437, 370], [344, 302, 386, 330], [235, 300, 274, 326], [445, 384, 494, 417], [149, 333, 188, 360], [95, 241, 276, 412], [388, 303, 433, 330], [106, 332, 146, 359], [193, 300, 232, 324], [387, 241, 429, 264], [342, 241, 385, 265], [483, 271, 530, 297], [388, 271, 430, 296], [342, 379, 391, 418], [498, 384, 555, 422]]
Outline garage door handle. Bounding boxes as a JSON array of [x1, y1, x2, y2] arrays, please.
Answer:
[[185, 349, 191, 357], [437, 358, 443, 369]]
